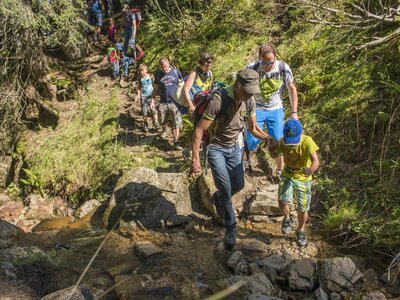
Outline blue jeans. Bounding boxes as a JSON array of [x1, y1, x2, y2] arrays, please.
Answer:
[[123, 27, 133, 54], [207, 143, 244, 230], [123, 57, 134, 76], [111, 61, 119, 79]]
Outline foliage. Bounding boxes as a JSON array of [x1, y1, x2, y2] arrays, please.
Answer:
[[139, 0, 278, 80], [0, 0, 90, 152], [18, 86, 161, 203], [279, 2, 400, 248]]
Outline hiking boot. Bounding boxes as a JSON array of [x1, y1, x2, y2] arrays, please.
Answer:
[[154, 122, 160, 130], [174, 140, 183, 150], [296, 230, 308, 247], [281, 217, 293, 235], [143, 124, 149, 132], [161, 128, 168, 139], [224, 228, 236, 249]]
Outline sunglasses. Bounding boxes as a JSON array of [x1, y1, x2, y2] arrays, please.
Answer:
[[201, 60, 213, 65], [261, 60, 275, 66]]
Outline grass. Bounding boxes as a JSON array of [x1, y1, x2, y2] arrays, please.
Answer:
[[20, 85, 171, 203]]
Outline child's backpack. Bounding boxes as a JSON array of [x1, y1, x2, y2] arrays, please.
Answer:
[[107, 47, 117, 62]]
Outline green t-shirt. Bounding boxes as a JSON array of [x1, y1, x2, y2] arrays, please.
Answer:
[[273, 135, 319, 181]]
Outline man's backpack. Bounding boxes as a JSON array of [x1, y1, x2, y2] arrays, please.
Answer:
[[131, 8, 142, 27], [192, 85, 228, 142], [252, 60, 286, 83], [90, 0, 102, 13]]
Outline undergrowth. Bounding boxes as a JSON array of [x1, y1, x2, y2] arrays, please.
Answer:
[[19, 85, 169, 203]]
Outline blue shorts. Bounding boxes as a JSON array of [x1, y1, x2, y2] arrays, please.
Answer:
[[245, 108, 284, 151]]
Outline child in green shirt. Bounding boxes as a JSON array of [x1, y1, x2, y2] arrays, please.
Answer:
[[267, 119, 320, 246]]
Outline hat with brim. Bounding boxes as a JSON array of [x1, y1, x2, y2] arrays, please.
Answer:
[[283, 119, 302, 145], [236, 69, 261, 94]]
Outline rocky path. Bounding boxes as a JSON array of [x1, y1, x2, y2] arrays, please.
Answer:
[[1, 44, 399, 300]]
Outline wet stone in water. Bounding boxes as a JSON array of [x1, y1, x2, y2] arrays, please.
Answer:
[[135, 241, 162, 258]]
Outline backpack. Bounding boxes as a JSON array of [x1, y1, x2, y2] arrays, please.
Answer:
[[252, 60, 286, 83], [172, 70, 211, 109], [192, 86, 228, 142], [107, 47, 117, 62], [90, 0, 101, 13], [131, 8, 142, 27]]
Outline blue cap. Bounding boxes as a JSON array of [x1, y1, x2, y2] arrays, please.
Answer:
[[115, 43, 123, 51], [283, 119, 303, 145]]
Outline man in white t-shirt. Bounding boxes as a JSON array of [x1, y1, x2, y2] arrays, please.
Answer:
[[246, 44, 298, 174]]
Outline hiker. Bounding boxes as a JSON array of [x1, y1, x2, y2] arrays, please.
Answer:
[[267, 119, 319, 246], [183, 53, 214, 112], [137, 64, 160, 132], [122, 50, 134, 81], [108, 17, 116, 43], [88, 0, 104, 41], [152, 57, 184, 150], [190, 69, 269, 249], [122, 4, 137, 55], [245, 43, 298, 177], [107, 43, 122, 80]]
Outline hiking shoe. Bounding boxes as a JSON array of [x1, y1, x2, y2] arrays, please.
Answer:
[[154, 122, 160, 130], [143, 124, 149, 132], [281, 217, 293, 235], [174, 140, 183, 150], [224, 228, 236, 249], [161, 128, 168, 139], [296, 230, 308, 247]]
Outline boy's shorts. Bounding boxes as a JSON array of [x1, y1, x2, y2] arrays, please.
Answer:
[[278, 176, 312, 212], [159, 102, 182, 129], [141, 95, 157, 116]]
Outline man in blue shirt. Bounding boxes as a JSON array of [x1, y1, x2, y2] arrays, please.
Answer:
[[88, 0, 104, 41], [153, 58, 183, 149]]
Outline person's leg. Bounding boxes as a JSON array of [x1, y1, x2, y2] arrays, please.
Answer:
[[265, 108, 284, 171], [170, 103, 182, 141], [226, 143, 245, 196], [295, 180, 312, 232], [159, 103, 168, 137], [208, 146, 235, 229], [123, 27, 132, 54], [278, 176, 294, 234], [112, 61, 119, 79]]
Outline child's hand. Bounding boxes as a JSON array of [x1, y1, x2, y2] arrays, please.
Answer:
[[149, 101, 155, 110], [302, 167, 312, 176], [266, 137, 278, 151]]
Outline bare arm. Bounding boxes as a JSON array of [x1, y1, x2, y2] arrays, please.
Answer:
[[183, 71, 196, 112], [303, 151, 320, 176], [191, 119, 213, 177], [287, 82, 298, 120], [132, 16, 137, 40], [247, 115, 269, 141]]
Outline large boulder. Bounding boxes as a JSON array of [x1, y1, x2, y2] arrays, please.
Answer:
[[241, 187, 280, 218], [102, 168, 194, 230], [261, 254, 294, 273], [0, 220, 23, 239], [75, 199, 101, 219], [198, 172, 254, 218], [281, 258, 317, 291], [320, 257, 363, 293], [23, 194, 55, 221]]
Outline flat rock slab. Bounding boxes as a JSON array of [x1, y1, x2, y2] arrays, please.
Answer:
[[135, 241, 162, 258], [234, 238, 269, 257], [31, 217, 71, 232], [0, 220, 23, 239]]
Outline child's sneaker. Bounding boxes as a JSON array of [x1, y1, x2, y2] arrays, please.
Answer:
[[154, 122, 160, 130], [296, 230, 308, 247], [161, 128, 168, 139], [281, 217, 293, 234]]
